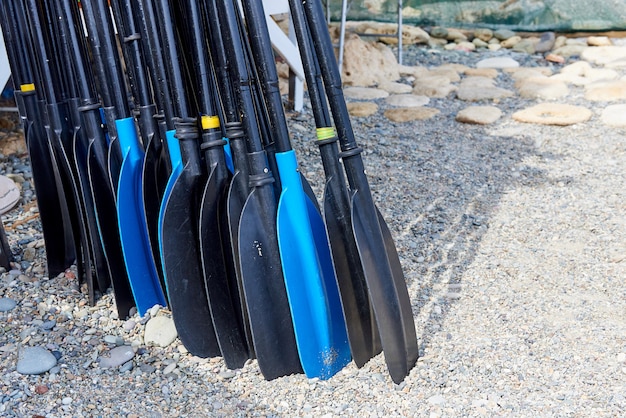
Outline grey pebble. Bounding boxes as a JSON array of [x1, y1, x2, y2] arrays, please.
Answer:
[[99, 346, 135, 368], [41, 320, 56, 330], [103, 335, 119, 344], [119, 361, 134, 373], [0, 297, 17, 312], [16, 346, 58, 375], [139, 363, 156, 374]]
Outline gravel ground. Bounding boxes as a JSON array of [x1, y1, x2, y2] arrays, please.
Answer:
[[0, 42, 625, 417]]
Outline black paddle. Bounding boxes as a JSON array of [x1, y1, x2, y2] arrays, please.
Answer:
[[24, 0, 97, 301], [0, 1, 75, 278], [174, 0, 250, 368], [300, 0, 419, 384], [216, 0, 303, 379], [152, 0, 220, 358], [58, 0, 135, 317]]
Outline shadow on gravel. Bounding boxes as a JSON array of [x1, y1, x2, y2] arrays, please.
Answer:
[[350, 114, 551, 357]]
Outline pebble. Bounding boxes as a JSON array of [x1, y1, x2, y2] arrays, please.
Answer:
[[0, 297, 17, 312], [378, 81, 413, 94], [512, 39, 536, 54], [456, 106, 502, 125], [501, 36, 522, 48], [584, 80, 626, 101], [34, 385, 49, 395], [144, 315, 178, 347], [16, 346, 58, 375], [535, 32, 556, 53], [456, 77, 514, 101], [413, 76, 457, 98], [99, 345, 135, 368], [122, 319, 136, 331], [494, 29, 516, 41], [516, 77, 569, 100], [62, 397, 72, 405]]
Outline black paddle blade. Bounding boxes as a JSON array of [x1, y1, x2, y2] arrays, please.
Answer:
[[226, 172, 256, 358], [200, 166, 249, 369], [323, 176, 381, 367], [161, 166, 221, 358], [351, 191, 418, 384], [141, 130, 170, 296], [22, 94, 75, 277], [238, 187, 302, 380]]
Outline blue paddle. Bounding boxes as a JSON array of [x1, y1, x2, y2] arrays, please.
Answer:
[[240, 0, 350, 379]]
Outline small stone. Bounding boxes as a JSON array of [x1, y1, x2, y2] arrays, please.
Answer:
[[430, 27, 448, 39], [473, 28, 493, 42], [456, 106, 502, 125], [347, 102, 379, 117], [552, 44, 587, 58], [513, 103, 592, 126], [456, 77, 514, 101], [62, 397, 72, 405], [397, 65, 430, 78], [488, 44, 502, 52], [472, 38, 489, 49], [122, 320, 136, 331], [0, 297, 17, 312], [535, 32, 556, 53], [99, 346, 135, 368], [476, 57, 519, 69], [163, 362, 177, 375], [378, 81, 412, 94], [385, 94, 430, 108], [384, 107, 440, 122], [41, 320, 56, 331], [494, 29, 516, 41], [140, 363, 156, 374], [513, 39, 536, 54], [446, 29, 467, 42], [22, 248, 36, 262], [16, 347, 58, 375], [600, 104, 626, 128], [545, 53, 566, 64], [34, 385, 48, 395], [428, 67, 461, 82], [617, 352, 626, 363], [501, 36, 522, 49], [119, 361, 134, 373], [554, 35, 567, 49], [587, 36, 612, 47], [144, 315, 178, 347], [517, 77, 569, 100], [464, 68, 498, 78], [104, 335, 119, 344], [454, 41, 476, 52], [585, 81, 626, 101], [412, 76, 456, 98], [343, 87, 389, 100], [582, 46, 626, 66], [218, 370, 236, 379]]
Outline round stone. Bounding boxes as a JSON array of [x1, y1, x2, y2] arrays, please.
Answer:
[[512, 103, 592, 126], [456, 106, 503, 125], [144, 315, 178, 347], [347, 102, 379, 117], [343, 87, 389, 100], [0, 175, 20, 215], [384, 107, 440, 122], [600, 104, 626, 128], [16, 347, 58, 375], [0, 297, 17, 312], [385, 94, 430, 108]]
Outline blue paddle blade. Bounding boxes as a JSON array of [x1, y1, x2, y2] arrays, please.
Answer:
[[222, 136, 235, 174], [275, 150, 351, 379], [116, 117, 167, 315], [157, 129, 183, 293]]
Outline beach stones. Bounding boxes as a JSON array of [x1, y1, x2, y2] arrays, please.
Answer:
[[456, 106, 502, 125], [16, 347, 58, 375]]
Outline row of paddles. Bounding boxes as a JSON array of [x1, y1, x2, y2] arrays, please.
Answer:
[[0, 0, 418, 383]]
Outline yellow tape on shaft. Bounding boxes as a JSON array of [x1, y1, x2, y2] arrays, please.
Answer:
[[20, 83, 35, 92], [202, 115, 220, 130], [316, 127, 336, 140]]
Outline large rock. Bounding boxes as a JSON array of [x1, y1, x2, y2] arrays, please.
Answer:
[[385, 94, 430, 108], [378, 81, 413, 94], [581, 46, 626, 65], [513, 103, 592, 126], [144, 315, 178, 348], [0, 175, 20, 215], [342, 34, 400, 87], [16, 347, 57, 375]]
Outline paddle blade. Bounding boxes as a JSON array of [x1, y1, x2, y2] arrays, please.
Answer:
[[200, 167, 249, 368], [276, 151, 350, 379], [239, 187, 302, 380], [323, 176, 381, 367], [351, 190, 416, 384]]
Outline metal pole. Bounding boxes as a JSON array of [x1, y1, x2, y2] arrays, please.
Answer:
[[398, 0, 403, 65], [338, 0, 347, 74]]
